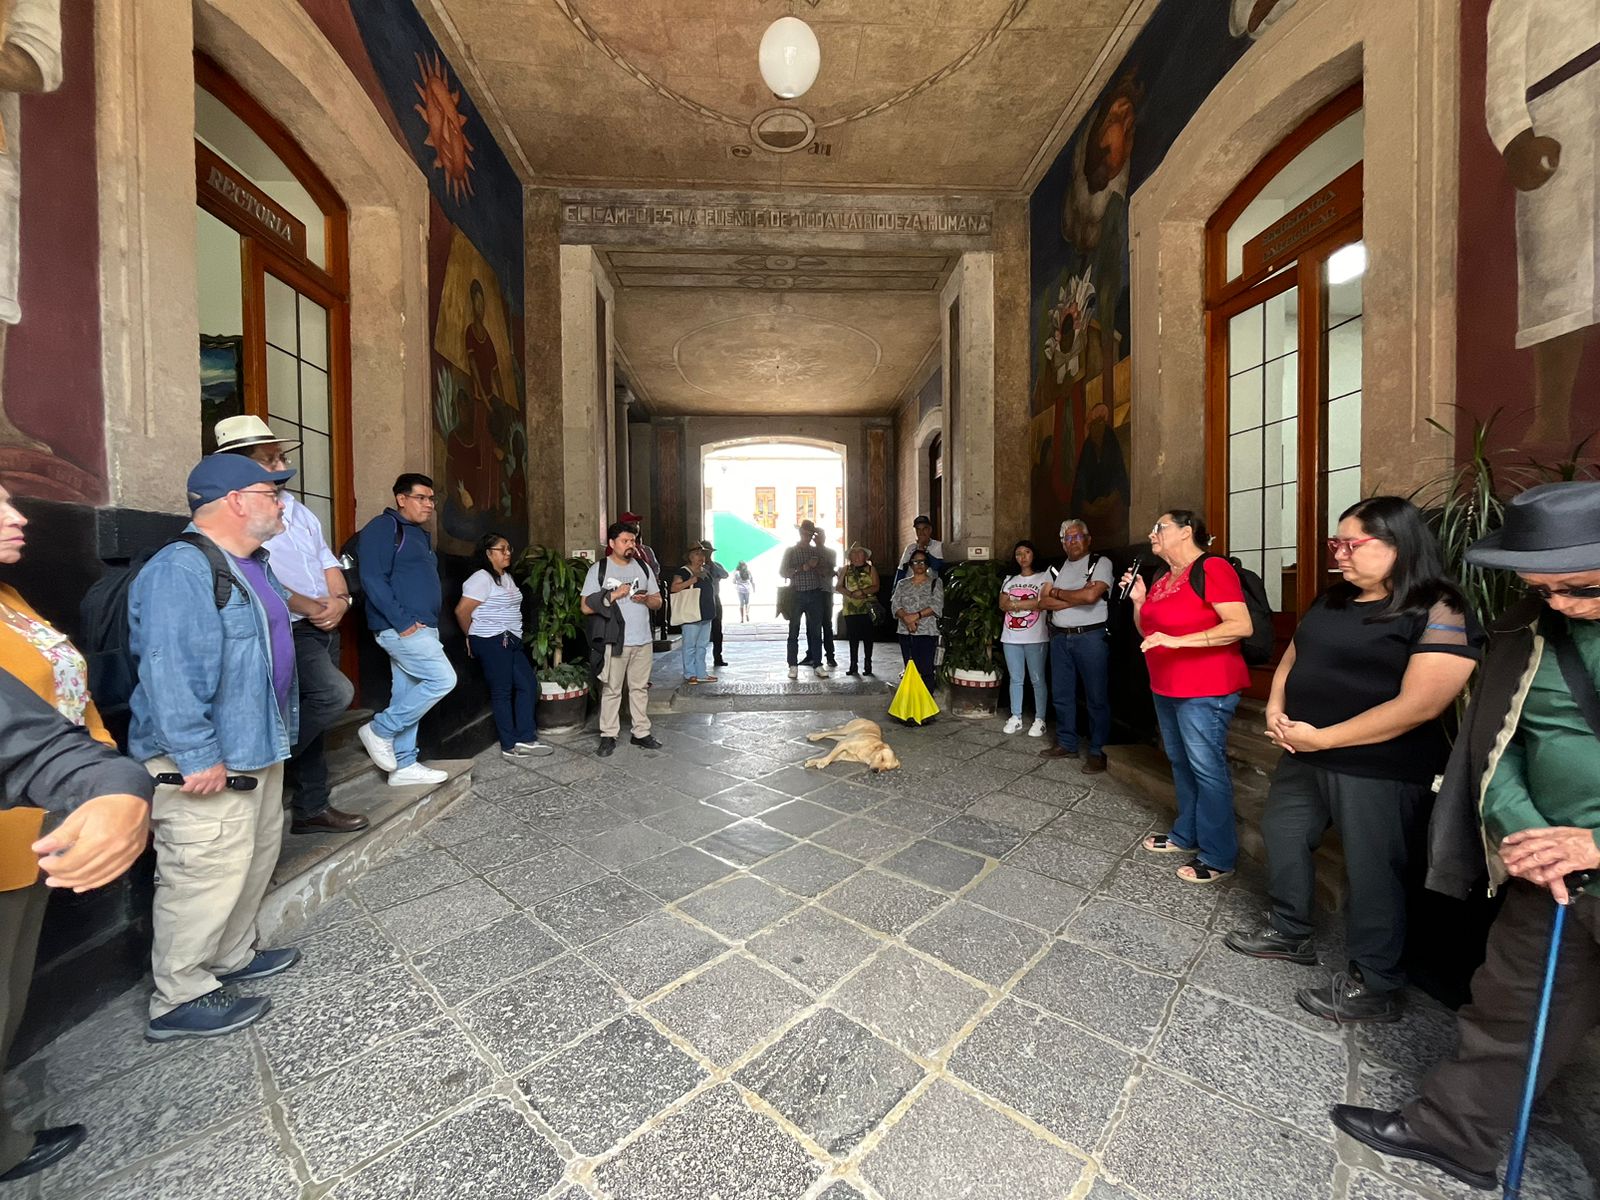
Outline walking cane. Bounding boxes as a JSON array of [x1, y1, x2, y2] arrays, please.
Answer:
[[1503, 870, 1594, 1200]]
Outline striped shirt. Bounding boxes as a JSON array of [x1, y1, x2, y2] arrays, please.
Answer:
[[461, 569, 523, 638]]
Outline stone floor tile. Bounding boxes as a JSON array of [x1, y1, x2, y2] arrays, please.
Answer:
[[1101, 857, 1226, 928], [752, 843, 863, 898], [285, 894, 367, 943], [603, 784, 697, 821], [706, 782, 792, 818], [1007, 775, 1090, 807], [1081, 1179, 1143, 1200], [620, 844, 737, 902], [583, 912, 728, 999], [1013, 942, 1178, 1052], [830, 946, 988, 1059], [353, 848, 471, 912], [519, 1015, 707, 1155], [1154, 987, 1347, 1136], [425, 794, 535, 848], [257, 962, 443, 1089], [1345, 1168, 1439, 1200], [698, 818, 797, 866], [1188, 937, 1345, 1035], [249, 916, 403, 1012], [964, 865, 1086, 933], [447, 827, 564, 875], [811, 817, 915, 863], [866, 798, 953, 834], [648, 953, 811, 1065], [470, 765, 554, 804], [530, 754, 610, 787], [1103, 1069, 1337, 1200], [1355, 1002, 1461, 1076], [735, 1008, 923, 1157], [39, 1038, 265, 1197], [859, 1079, 1084, 1200], [760, 799, 845, 838], [748, 906, 884, 993], [1064, 897, 1207, 975], [717, 752, 783, 780], [881, 840, 985, 893], [814, 1182, 868, 1200], [20, 986, 178, 1110], [805, 781, 881, 815], [1004, 834, 1120, 891], [532, 876, 659, 947], [676, 874, 803, 941], [928, 814, 1027, 859], [575, 822, 681, 870], [592, 1084, 822, 1200], [486, 846, 608, 910], [971, 747, 1048, 776], [284, 1019, 493, 1181], [330, 1097, 564, 1200], [948, 998, 1134, 1149], [759, 766, 835, 797], [939, 762, 1024, 803], [819, 870, 948, 936], [78, 1111, 297, 1200], [642, 801, 740, 843], [905, 901, 1047, 986], [648, 763, 742, 801], [1033, 756, 1103, 785], [458, 954, 627, 1075], [1046, 810, 1150, 854], [374, 879, 516, 954], [411, 912, 565, 1006], [531, 801, 636, 844], [1070, 786, 1166, 826]]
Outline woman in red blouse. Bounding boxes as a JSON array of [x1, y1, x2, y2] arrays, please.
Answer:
[[1123, 510, 1253, 883]]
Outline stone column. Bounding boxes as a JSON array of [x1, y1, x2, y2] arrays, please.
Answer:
[[991, 198, 1032, 548], [525, 188, 564, 543], [559, 245, 615, 556], [942, 252, 996, 558]]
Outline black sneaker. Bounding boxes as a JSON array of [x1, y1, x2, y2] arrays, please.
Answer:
[[631, 734, 663, 750], [1224, 923, 1318, 966], [1297, 970, 1403, 1024], [863, 667, 874, 676], [845, 667, 860, 676], [146, 987, 270, 1042], [597, 737, 616, 758]]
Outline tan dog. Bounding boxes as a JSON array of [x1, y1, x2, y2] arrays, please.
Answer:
[[804, 718, 901, 773]]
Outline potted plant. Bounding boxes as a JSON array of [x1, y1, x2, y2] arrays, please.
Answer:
[[513, 545, 592, 731], [939, 558, 1006, 716]]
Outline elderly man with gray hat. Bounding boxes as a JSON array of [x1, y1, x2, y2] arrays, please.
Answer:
[[1331, 481, 1600, 1191], [215, 416, 366, 836]]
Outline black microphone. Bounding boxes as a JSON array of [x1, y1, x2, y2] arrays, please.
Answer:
[[1118, 556, 1143, 601], [153, 773, 259, 791]]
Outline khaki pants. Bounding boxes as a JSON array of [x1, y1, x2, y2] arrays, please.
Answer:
[[146, 757, 285, 1018], [599, 643, 653, 738], [0, 882, 49, 1171]]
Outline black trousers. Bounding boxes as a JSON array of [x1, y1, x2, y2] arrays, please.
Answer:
[[285, 624, 355, 819], [0, 882, 49, 1171], [844, 613, 873, 671], [787, 589, 829, 666], [1261, 756, 1429, 992], [899, 634, 937, 688], [711, 600, 724, 662]]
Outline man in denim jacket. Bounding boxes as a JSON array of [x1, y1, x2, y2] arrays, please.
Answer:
[[129, 455, 304, 1042]]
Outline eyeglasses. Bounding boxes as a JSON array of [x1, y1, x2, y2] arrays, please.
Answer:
[[404, 493, 437, 505], [487, 545, 511, 555], [236, 486, 285, 499], [910, 560, 929, 569], [1327, 536, 1382, 556], [1525, 582, 1600, 601], [1062, 533, 1088, 543], [1150, 522, 1172, 536]]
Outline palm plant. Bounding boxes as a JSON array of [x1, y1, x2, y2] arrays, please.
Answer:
[[939, 559, 1006, 682], [512, 545, 589, 683]]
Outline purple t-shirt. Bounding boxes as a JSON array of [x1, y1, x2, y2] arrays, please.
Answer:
[[232, 554, 295, 714]]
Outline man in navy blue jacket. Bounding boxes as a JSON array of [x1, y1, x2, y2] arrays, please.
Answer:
[[356, 474, 456, 787]]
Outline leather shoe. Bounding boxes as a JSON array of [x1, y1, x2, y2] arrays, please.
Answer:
[[0, 1124, 86, 1182], [631, 734, 664, 750], [1082, 753, 1108, 774], [597, 736, 616, 758], [1329, 1106, 1497, 1191], [1297, 970, 1403, 1024], [291, 806, 370, 835], [1038, 744, 1074, 758], [1224, 923, 1318, 965]]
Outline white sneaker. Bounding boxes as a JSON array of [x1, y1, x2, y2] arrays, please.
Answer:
[[815, 665, 830, 679], [1028, 719, 1046, 738], [514, 740, 555, 757], [1003, 716, 1024, 735], [388, 763, 448, 787], [358, 722, 397, 773], [788, 666, 799, 679]]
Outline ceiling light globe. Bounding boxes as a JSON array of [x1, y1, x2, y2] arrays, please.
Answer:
[[759, 17, 821, 100]]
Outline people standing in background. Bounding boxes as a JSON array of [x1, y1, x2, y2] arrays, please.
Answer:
[[837, 543, 879, 677], [892, 550, 943, 691], [813, 527, 839, 671], [670, 544, 717, 684], [895, 515, 944, 585], [620, 511, 665, 647], [1038, 519, 1115, 769], [999, 540, 1053, 738], [781, 520, 830, 680], [455, 533, 551, 763], [701, 540, 729, 668], [214, 417, 365, 835], [734, 562, 753, 623]]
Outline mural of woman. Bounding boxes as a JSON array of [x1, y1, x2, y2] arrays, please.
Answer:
[[448, 277, 504, 517]]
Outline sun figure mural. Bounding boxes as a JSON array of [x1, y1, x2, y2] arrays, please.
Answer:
[[413, 51, 476, 203]]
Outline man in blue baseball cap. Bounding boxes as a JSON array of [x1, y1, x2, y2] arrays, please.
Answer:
[[127, 453, 305, 1042]]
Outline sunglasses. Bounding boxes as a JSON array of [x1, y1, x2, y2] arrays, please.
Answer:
[[1327, 536, 1382, 556], [1525, 582, 1600, 601]]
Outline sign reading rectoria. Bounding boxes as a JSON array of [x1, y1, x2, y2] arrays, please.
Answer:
[[196, 144, 309, 262], [1240, 163, 1363, 280]]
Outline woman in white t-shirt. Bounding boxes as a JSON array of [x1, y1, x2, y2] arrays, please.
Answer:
[[998, 540, 1053, 737], [454, 534, 551, 761]]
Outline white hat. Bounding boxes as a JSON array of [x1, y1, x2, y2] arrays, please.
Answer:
[[214, 414, 301, 454]]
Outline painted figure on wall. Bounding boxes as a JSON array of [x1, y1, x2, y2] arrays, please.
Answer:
[[0, 0, 60, 452], [1229, 0, 1300, 39], [1070, 403, 1129, 541]]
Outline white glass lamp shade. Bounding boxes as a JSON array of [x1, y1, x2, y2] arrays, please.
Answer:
[[759, 18, 821, 100]]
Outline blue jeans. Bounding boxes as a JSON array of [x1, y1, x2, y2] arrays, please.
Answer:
[[469, 632, 537, 751], [681, 619, 711, 679], [1049, 628, 1111, 753], [373, 626, 457, 768], [1002, 641, 1049, 718], [1151, 691, 1242, 871]]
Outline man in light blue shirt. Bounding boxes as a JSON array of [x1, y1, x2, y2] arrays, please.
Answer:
[[216, 417, 366, 834]]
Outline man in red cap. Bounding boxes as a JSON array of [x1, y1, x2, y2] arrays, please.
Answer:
[[620, 513, 665, 646]]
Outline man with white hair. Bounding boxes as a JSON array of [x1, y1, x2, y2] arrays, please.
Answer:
[[1039, 518, 1114, 771]]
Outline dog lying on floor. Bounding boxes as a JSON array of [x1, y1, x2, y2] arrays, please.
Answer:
[[803, 718, 902, 773]]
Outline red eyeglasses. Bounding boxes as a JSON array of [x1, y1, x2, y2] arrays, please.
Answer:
[[1327, 536, 1381, 556]]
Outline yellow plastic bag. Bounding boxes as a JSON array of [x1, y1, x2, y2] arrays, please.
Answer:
[[889, 661, 940, 725]]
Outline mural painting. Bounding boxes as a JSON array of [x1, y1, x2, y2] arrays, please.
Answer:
[[1027, 0, 1300, 550], [1457, 0, 1600, 456], [300, 0, 527, 552]]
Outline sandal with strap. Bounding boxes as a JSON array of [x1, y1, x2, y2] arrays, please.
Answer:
[[703, 674, 718, 682], [1143, 833, 1196, 854], [1178, 857, 1234, 885]]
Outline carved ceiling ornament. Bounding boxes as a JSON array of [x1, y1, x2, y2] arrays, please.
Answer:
[[673, 309, 881, 404], [550, 0, 1033, 150]]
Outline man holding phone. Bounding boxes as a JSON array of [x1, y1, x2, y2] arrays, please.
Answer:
[[782, 520, 831, 679], [582, 522, 664, 757]]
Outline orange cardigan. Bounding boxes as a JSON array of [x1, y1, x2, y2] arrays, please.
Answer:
[[0, 584, 114, 746]]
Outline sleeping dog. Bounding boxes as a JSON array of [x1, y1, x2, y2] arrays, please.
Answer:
[[803, 718, 902, 773]]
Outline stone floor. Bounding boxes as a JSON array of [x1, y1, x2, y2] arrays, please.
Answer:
[[3, 700, 1597, 1200]]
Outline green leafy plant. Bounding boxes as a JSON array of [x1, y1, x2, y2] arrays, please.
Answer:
[[537, 661, 592, 692], [512, 545, 589, 682], [938, 559, 1007, 681]]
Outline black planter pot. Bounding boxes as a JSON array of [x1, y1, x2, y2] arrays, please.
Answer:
[[537, 687, 589, 732], [947, 669, 1001, 716]]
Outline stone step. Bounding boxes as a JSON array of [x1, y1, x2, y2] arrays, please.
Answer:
[[322, 708, 375, 756]]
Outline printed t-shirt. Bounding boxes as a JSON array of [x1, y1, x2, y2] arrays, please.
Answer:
[[1000, 571, 1053, 644], [1140, 557, 1251, 698]]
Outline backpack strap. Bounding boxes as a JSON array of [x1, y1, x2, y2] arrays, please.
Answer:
[[169, 532, 242, 610], [1187, 552, 1212, 601]]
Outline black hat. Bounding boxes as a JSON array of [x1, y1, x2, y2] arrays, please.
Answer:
[[1465, 482, 1600, 573]]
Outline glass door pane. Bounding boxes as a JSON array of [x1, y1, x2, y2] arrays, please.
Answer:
[[1320, 240, 1364, 568], [259, 267, 335, 538]]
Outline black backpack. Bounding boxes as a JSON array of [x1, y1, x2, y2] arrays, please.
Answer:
[[1185, 553, 1276, 666], [337, 514, 406, 605], [79, 532, 241, 747]]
